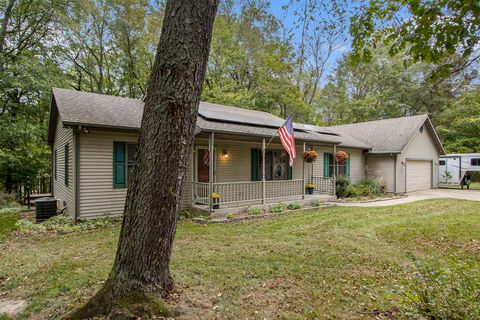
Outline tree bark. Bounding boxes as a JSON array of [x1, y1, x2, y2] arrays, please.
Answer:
[[65, 0, 219, 318]]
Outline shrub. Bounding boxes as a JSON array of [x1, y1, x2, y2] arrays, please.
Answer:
[[344, 177, 386, 199], [16, 214, 120, 234], [395, 258, 480, 319], [335, 175, 351, 198], [287, 203, 301, 210], [270, 204, 286, 213], [247, 208, 263, 215], [225, 213, 236, 220], [310, 200, 321, 207], [0, 191, 22, 210], [0, 205, 28, 215], [178, 210, 191, 220]]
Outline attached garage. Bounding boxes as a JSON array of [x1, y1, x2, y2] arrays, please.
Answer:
[[406, 160, 432, 192], [331, 114, 446, 194]]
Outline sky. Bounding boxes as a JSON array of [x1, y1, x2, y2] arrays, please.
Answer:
[[267, 0, 354, 81]]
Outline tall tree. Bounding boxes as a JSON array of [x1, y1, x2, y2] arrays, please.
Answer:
[[350, 0, 480, 76], [66, 0, 219, 318]]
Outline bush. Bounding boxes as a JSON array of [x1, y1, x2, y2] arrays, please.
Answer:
[[345, 177, 386, 199], [178, 210, 191, 220], [0, 191, 21, 209], [247, 208, 263, 215], [395, 258, 480, 319], [225, 213, 236, 220], [16, 214, 120, 234], [0, 205, 28, 215], [287, 203, 301, 210], [270, 204, 287, 213], [310, 200, 321, 207], [335, 175, 351, 198]]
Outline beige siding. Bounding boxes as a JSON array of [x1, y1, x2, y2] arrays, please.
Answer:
[[78, 130, 193, 218], [52, 116, 75, 218], [308, 146, 365, 183], [366, 155, 395, 193], [396, 124, 440, 193], [76, 131, 366, 218], [79, 130, 138, 218]]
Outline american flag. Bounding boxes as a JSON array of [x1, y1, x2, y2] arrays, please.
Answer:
[[278, 115, 296, 167], [203, 149, 210, 166]]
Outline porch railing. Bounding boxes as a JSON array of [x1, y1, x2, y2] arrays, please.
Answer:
[[213, 181, 263, 204], [265, 179, 304, 199], [311, 176, 334, 194], [192, 181, 209, 205]]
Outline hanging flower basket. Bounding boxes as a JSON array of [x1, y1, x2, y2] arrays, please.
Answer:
[[303, 150, 318, 163], [334, 150, 349, 163]]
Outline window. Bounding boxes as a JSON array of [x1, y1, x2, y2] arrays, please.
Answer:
[[54, 149, 57, 180], [113, 142, 138, 188], [324, 153, 350, 177], [471, 158, 480, 166], [439, 160, 446, 166], [251, 149, 292, 181], [64, 144, 69, 186]]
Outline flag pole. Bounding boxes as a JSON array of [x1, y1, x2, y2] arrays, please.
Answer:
[[265, 114, 291, 149]]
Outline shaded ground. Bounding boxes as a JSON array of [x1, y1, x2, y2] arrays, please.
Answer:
[[0, 199, 479, 319]]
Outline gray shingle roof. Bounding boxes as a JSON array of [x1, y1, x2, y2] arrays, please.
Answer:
[[330, 114, 445, 154], [50, 88, 367, 147]]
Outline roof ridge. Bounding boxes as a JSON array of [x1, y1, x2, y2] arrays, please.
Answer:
[[330, 113, 428, 128]]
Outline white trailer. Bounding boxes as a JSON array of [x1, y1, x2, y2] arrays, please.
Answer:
[[439, 153, 480, 185]]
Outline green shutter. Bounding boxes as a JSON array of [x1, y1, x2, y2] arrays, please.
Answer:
[[114, 142, 126, 188], [287, 164, 292, 180], [346, 154, 351, 177], [251, 149, 259, 181], [324, 153, 329, 177]]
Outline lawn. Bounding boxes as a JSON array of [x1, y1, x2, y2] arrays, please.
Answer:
[[0, 199, 479, 319]]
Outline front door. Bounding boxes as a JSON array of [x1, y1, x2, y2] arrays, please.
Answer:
[[197, 148, 210, 183]]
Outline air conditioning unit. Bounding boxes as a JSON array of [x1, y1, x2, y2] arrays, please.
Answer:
[[35, 197, 58, 222]]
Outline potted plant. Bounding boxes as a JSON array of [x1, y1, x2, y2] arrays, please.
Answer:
[[305, 183, 315, 194], [212, 192, 220, 209], [334, 150, 349, 163], [303, 150, 318, 163]]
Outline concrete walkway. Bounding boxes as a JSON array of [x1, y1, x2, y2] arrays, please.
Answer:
[[331, 189, 480, 207]]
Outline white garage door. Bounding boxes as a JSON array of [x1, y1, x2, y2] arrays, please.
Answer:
[[407, 160, 432, 192]]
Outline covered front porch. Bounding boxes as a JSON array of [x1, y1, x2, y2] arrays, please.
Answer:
[[190, 131, 339, 211]]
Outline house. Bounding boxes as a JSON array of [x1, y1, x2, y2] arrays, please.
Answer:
[[48, 88, 445, 220], [439, 153, 480, 185]]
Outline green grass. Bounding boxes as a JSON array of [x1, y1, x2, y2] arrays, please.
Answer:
[[0, 212, 19, 242], [0, 199, 479, 319], [439, 182, 480, 190]]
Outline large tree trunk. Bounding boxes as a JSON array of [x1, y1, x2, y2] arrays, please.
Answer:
[[66, 0, 219, 318]]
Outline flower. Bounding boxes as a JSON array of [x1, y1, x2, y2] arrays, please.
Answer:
[[305, 183, 315, 189], [303, 150, 318, 162], [211, 193, 220, 198], [334, 150, 349, 163]]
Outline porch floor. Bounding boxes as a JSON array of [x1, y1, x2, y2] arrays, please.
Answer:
[[192, 193, 336, 216]]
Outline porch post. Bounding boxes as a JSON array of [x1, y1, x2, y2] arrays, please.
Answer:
[[262, 138, 266, 204], [302, 142, 306, 199], [333, 144, 337, 197], [209, 132, 214, 212]]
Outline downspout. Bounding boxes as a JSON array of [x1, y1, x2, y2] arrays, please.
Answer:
[[74, 128, 80, 221], [393, 154, 397, 194]]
